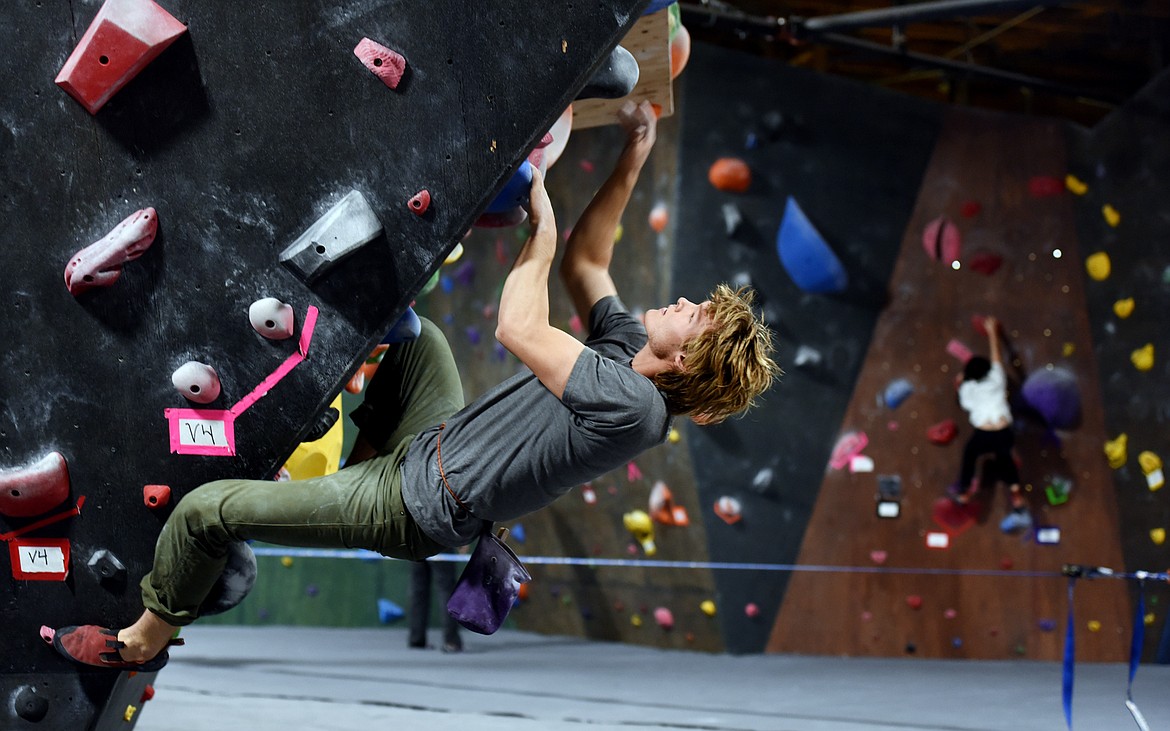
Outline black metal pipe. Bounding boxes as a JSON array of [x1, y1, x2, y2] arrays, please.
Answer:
[[800, 0, 1073, 35], [815, 32, 1122, 104]]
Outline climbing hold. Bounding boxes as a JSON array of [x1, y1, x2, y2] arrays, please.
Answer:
[[575, 45, 639, 100], [794, 345, 822, 368], [383, 307, 422, 344], [777, 197, 848, 293], [1085, 252, 1111, 281], [1102, 204, 1121, 227], [722, 203, 745, 238], [905, 595, 923, 610], [959, 200, 982, 218], [1113, 297, 1134, 319], [199, 542, 257, 616], [926, 419, 957, 446], [829, 431, 868, 470], [869, 550, 887, 565], [968, 251, 1003, 276], [65, 207, 159, 296], [306, 584, 319, 597], [649, 481, 688, 526], [668, 427, 681, 444], [1044, 476, 1072, 506], [280, 556, 294, 568], [670, 21, 691, 79], [700, 600, 716, 617], [654, 607, 674, 630], [622, 510, 656, 555], [280, 190, 384, 284], [1104, 433, 1127, 469], [486, 161, 535, 214], [510, 523, 527, 544], [1087, 620, 1101, 632], [143, 484, 171, 509], [1065, 174, 1087, 195], [946, 338, 973, 363], [922, 216, 961, 264], [249, 297, 295, 340], [124, 705, 139, 723], [1038, 618, 1057, 632], [444, 242, 464, 265], [377, 598, 405, 624], [627, 462, 643, 482], [631, 614, 643, 627], [87, 548, 127, 584], [141, 685, 156, 703], [882, 378, 914, 409], [613, 223, 624, 243], [172, 361, 221, 404], [14, 685, 49, 722], [1151, 528, 1166, 546], [944, 608, 958, 620], [407, 190, 431, 216], [0, 452, 70, 518], [750, 468, 775, 495], [1021, 367, 1082, 430], [649, 203, 668, 233], [419, 269, 441, 297], [55, 0, 188, 114], [708, 157, 751, 193], [1027, 176, 1064, 197], [1131, 343, 1154, 372], [353, 38, 407, 90], [744, 603, 760, 618], [714, 496, 742, 525], [1139, 451, 1164, 491]]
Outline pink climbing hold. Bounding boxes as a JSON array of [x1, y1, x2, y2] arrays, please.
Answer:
[[626, 462, 642, 482], [744, 603, 760, 618], [653, 607, 674, 629], [55, 0, 188, 115], [354, 38, 406, 89], [407, 190, 431, 215], [829, 431, 868, 470], [65, 207, 158, 296], [922, 216, 961, 263], [869, 550, 888, 565]]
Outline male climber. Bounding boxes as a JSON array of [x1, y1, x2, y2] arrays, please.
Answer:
[[46, 100, 779, 670]]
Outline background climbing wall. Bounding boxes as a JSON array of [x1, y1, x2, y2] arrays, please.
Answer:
[[0, 1, 649, 728]]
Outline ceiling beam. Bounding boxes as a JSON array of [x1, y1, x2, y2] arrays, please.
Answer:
[[795, 0, 1078, 36]]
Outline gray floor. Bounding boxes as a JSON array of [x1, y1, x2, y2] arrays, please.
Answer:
[[137, 626, 1168, 731]]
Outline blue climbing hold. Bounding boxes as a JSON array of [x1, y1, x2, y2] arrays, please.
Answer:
[[883, 378, 914, 409], [485, 160, 534, 214], [776, 196, 848, 294], [510, 523, 526, 544], [382, 306, 421, 344], [377, 598, 405, 624], [643, 0, 677, 14]]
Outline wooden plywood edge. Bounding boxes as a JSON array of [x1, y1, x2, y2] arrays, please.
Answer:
[[572, 10, 673, 130]]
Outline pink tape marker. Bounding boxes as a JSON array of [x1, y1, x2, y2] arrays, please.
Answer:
[[165, 306, 319, 456]]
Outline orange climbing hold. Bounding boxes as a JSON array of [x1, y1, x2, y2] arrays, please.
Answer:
[[708, 158, 751, 193], [649, 202, 669, 233]]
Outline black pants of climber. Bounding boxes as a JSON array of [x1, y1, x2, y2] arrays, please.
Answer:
[[958, 427, 1020, 490]]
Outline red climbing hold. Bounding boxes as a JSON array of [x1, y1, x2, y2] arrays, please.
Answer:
[[959, 200, 982, 218], [408, 190, 431, 215], [968, 251, 1004, 276], [143, 484, 171, 509], [354, 38, 407, 90], [926, 419, 957, 446], [55, 0, 189, 115], [1028, 176, 1065, 198], [0, 452, 71, 518]]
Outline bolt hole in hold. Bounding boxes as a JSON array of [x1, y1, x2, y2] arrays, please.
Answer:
[[373, 57, 383, 67], [172, 361, 221, 403], [249, 297, 295, 339], [99, 54, 110, 65], [315, 243, 326, 254]]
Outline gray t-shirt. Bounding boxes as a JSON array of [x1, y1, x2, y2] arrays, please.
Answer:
[[401, 296, 671, 546]]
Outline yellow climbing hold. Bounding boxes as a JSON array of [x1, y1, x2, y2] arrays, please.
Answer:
[[444, 242, 465, 265], [1085, 252, 1111, 281], [1150, 528, 1165, 546], [1087, 620, 1102, 632], [1102, 204, 1121, 228], [1113, 298, 1135, 319], [1065, 174, 1088, 195], [668, 427, 681, 444], [631, 614, 643, 627], [123, 705, 138, 722], [1145, 613, 1157, 626], [1062, 342, 1076, 357], [1139, 451, 1164, 491], [700, 600, 717, 617], [1104, 433, 1128, 469], [614, 223, 623, 243], [623, 510, 657, 556], [281, 556, 294, 568], [1131, 343, 1154, 372]]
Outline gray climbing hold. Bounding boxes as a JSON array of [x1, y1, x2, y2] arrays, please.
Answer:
[[198, 541, 258, 616], [87, 548, 127, 584], [575, 45, 639, 100], [280, 190, 383, 284], [14, 685, 49, 722]]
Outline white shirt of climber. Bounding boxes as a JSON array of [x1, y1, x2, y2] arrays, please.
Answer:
[[958, 362, 1011, 429]]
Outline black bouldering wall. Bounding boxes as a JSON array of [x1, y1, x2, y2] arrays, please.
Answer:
[[672, 44, 942, 654], [0, 1, 648, 728]]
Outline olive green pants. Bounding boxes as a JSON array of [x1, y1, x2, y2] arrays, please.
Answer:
[[141, 317, 464, 626]]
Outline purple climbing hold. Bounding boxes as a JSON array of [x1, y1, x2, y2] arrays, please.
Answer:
[[465, 326, 482, 346], [1021, 367, 1082, 430]]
